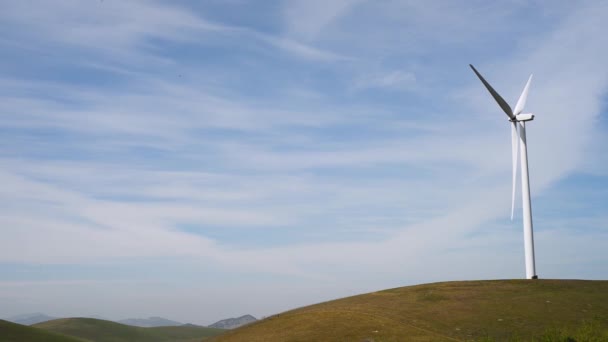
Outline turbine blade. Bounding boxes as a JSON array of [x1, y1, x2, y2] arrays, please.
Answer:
[[469, 64, 515, 120], [513, 74, 533, 115], [511, 122, 519, 220]]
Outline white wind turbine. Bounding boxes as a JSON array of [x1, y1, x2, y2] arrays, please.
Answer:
[[469, 64, 538, 279]]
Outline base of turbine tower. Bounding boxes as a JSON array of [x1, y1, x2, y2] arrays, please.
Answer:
[[532, 275, 538, 279]]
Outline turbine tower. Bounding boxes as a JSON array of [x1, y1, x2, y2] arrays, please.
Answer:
[[469, 64, 538, 279]]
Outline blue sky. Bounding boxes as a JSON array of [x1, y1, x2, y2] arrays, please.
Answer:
[[1, 0, 607, 325]]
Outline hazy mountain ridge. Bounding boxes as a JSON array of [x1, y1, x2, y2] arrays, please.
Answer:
[[208, 315, 257, 329], [117, 316, 182, 327], [5, 313, 57, 325], [5, 313, 110, 326], [5, 312, 253, 329]]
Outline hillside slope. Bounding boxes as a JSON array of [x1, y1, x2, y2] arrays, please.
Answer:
[[212, 279, 608, 342], [34, 317, 224, 342], [0, 319, 84, 342]]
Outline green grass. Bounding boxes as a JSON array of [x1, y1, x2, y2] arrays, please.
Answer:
[[211, 279, 608, 342], [536, 318, 608, 342], [33, 317, 225, 342], [0, 319, 85, 342]]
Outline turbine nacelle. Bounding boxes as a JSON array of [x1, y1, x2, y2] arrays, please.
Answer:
[[513, 113, 534, 122]]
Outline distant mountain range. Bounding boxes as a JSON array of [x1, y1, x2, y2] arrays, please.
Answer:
[[208, 314, 257, 329], [5, 313, 109, 326], [6, 313, 57, 325], [117, 316, 182, 327], [5, 312, 257, 329]]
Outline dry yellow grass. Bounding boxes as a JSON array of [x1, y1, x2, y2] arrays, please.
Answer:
[[211, 280, 608, 342]]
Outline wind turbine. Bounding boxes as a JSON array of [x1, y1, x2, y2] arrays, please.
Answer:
[[469, 64, 538, 279]]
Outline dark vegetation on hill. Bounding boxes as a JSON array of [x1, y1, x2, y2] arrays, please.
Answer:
[[33, 317, 225, 342], [211, 279, 608, 342], [0, 319, 84, 342]]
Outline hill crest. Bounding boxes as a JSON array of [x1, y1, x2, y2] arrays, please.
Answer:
[[33, 317, 224, 341], [212, 279, 608, 341], [5, 313, 57, 325], [118, 316, 182, 327]]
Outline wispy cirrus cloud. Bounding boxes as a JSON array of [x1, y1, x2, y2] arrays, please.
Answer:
[[283, 0, 364, 41], [353, 70, 417, 90], [0, 0, 344, 67]]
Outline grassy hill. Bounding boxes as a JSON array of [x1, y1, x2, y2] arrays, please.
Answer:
[[211, 279, 608, 342], [0, 319, 84, 342], [33, 317, 224, 342]]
